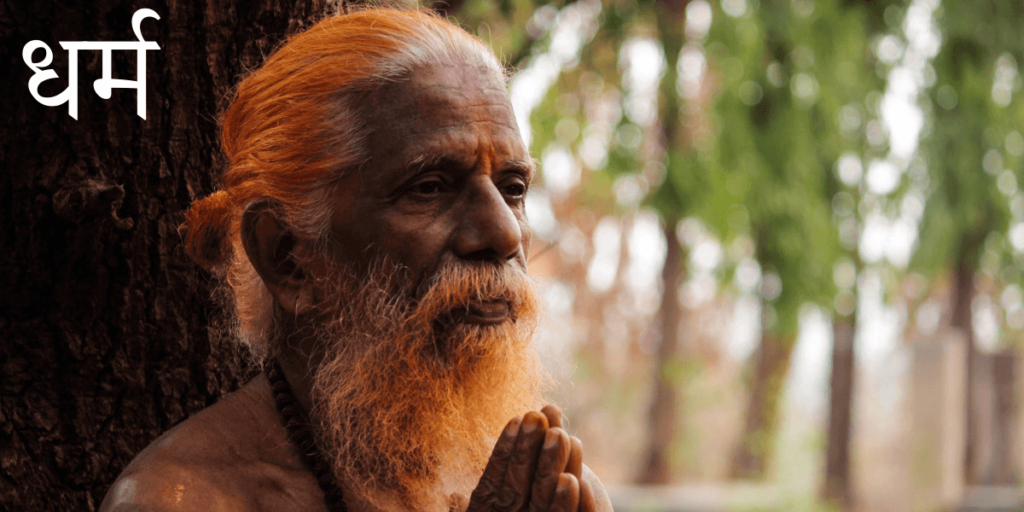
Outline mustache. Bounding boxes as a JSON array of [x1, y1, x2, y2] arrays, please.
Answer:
[[312, 256, 539, 356], [410, 259, 534, 325]]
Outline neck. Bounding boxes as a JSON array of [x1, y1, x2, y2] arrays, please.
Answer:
[[266, 358, 349, 511], [272, 308, 325, 415], [276, 344, 316, 415]]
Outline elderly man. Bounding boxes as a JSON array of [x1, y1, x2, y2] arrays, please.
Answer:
[[100, 8, 611, 512]]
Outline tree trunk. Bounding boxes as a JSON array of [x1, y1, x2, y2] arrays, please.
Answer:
[[0, 1, 326, 509], [951, 254, 976, 484], [634, 0, 689, 485], [988, 352, 1017, 485], [823, 316, 856, 509], [729, 326, 796, 479], [636, 215, 684, 484]]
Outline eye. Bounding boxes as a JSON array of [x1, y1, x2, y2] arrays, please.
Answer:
[[501, 179, 528, 200], [410, 178, 447, 196]]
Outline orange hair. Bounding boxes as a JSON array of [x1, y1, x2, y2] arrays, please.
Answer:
[[181, 8, 505, 356]]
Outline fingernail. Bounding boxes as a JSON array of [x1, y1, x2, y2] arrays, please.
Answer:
[[523, 414, 539, 433], [506, 417, 522, 434], [557, 473, 576, 491], [544, 429, 560, 448]]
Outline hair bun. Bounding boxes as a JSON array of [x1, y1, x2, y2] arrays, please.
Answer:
[[180, 190, 234, 272]]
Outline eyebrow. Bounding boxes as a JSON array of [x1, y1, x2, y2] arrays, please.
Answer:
[[403, 154, 536, 179], [504, 158, 537, 174], [405, 154, 473, 175]]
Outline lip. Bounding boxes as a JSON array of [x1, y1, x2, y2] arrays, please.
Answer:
[[462, 299, 511, 325]]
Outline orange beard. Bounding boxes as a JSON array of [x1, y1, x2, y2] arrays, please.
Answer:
[[308, 257, 547, 511]]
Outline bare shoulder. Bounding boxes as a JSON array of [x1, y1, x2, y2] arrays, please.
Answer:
[[582, 464, 614, 512], [99, 458, 245, 512], [99, 374, 322, 512]]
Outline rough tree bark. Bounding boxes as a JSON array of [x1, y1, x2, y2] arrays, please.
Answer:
[[0, 1, 326, 509]]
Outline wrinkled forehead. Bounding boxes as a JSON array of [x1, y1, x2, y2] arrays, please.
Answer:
[[374, 59, 512, 120], [354, 60, 527, 179]]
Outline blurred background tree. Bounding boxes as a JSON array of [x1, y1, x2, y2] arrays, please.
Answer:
[[453, 0, 1024, 509], [912, 0, 1024, 486]]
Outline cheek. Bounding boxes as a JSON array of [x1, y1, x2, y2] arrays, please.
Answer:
[[519, 217, 532, 263], [378, 221, 449, 281]]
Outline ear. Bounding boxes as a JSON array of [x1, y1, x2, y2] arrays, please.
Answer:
[[240, 198, 315, 316]]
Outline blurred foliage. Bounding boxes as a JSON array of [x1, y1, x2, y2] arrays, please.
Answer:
[[914, 0, 1024, 282], [701, 0, 886, 334], [435, 0, 1024, 494], [450, 0, 569, 65]]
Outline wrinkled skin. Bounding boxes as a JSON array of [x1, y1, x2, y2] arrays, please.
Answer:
[[99, 59, 613, 512]]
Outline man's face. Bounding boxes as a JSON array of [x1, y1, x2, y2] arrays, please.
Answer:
[[303, 59, 545, 511], [327, 59, 533, 311]]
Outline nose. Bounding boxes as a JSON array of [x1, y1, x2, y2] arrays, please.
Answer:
[[452, 177, 522, 262]]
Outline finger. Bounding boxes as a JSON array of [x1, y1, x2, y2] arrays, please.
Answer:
[[468, 416, 522, 512], [566, 436, 583, 481], [527, 428, 572, 512], [541, 404, 563, 429], [577, 476, 597, 512], [494, 411, 549, 512], [550, 473, 580, 512], [449, 492, 470, 512]]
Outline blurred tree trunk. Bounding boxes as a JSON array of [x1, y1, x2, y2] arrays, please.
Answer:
[[637, 215, 684, 484], [823, 316, 856, 509], [988, 352, 1017, 485], [970, 351, 1019, 485], [0, 1, 325, 510], [635, 0, 689, 485], [729, 327, 795, 479], [951, 249, 976, 484]]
